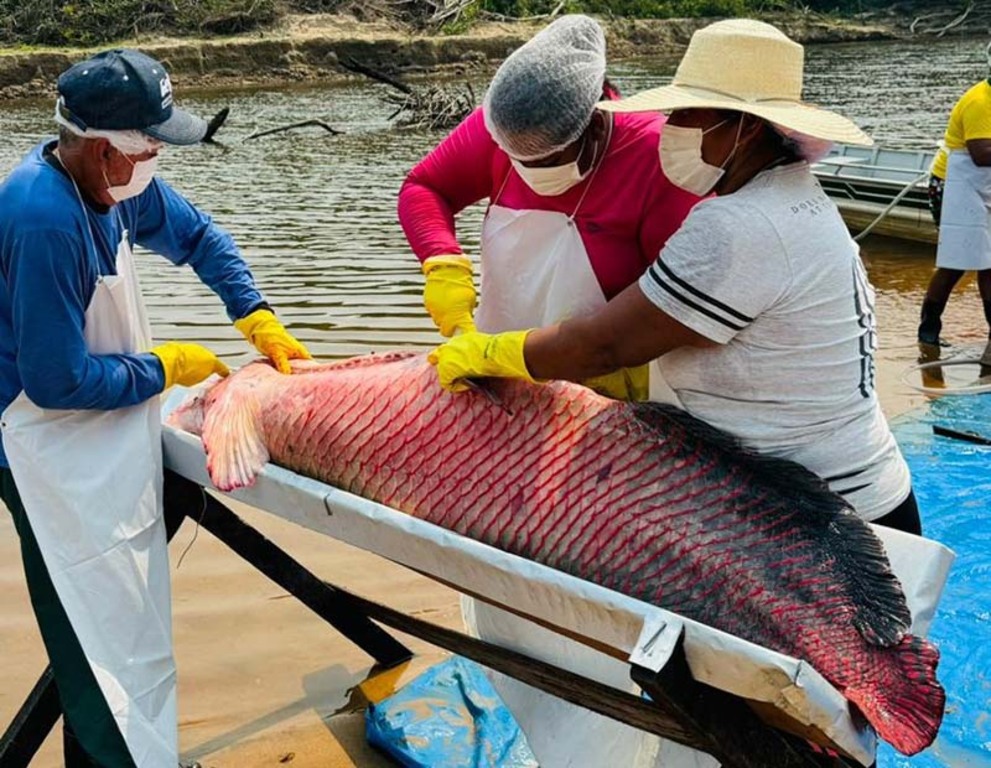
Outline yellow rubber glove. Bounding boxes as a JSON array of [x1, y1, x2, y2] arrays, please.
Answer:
[[582, 365, 649, 402], [234, 309, 312, 375], [150, 342, 230, 390], [422, 255, 477, 337], [428, 330, 534, 392]]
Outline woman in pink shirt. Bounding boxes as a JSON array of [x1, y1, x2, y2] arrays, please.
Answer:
[[398, 14, 699, 401], [398, 15, 705, 768]]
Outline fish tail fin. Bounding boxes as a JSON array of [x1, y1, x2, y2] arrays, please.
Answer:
[[201, 380, 269, 492], [846, 634, 945, 756]]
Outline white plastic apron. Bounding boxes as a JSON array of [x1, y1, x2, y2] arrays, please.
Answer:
[[1, 215, 177, 766], [468, 139, 707, 768], [936, 149, 991, 270]]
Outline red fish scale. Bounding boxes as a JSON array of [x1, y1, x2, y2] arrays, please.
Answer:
[[259, 359, 863, 662], [191, 356, 942, 754]]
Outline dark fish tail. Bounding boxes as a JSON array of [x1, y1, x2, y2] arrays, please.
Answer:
[[631, 403, 946, 754]]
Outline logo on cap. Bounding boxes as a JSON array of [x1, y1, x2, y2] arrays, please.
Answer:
[[160, 74, 173, 110]]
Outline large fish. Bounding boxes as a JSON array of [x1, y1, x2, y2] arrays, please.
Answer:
[[168, 353, 944, 755]]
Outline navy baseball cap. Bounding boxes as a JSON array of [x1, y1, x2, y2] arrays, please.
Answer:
[[57, 49, 206, 145]]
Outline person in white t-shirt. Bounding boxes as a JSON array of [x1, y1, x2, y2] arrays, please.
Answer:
[[429, 18, 921, 535]]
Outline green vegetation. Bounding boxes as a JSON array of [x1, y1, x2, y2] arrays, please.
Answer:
[[0, 0, 904, 46], [0, 0, 278, 46], [481, 1, 902, 16]]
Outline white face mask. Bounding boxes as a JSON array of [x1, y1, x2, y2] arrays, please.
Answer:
[[511, 136, 594, 197], [660, 118, 742, 196], [106, 154, 158, 202]]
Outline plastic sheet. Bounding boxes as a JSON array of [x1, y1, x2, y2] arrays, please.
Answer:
[[365, 656, 538, 768], [878, 394, 991, 768]]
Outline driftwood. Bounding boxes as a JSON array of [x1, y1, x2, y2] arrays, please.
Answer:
[[479, 0, 566, 23], [422, 0, 476, 28], [243, 119, 344, 141], [330, 0, 477, 31], [935, 2, 975, 36], [908, 0, 991, 37], [339, 56, 412, 94], [202, 106, 230, 146], [340, 56, 475, 130]]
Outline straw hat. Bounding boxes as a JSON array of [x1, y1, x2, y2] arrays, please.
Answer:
[[599, 19, 872, 146]]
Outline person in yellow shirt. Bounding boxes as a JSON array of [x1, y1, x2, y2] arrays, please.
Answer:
[[919, 78, 991, 351]]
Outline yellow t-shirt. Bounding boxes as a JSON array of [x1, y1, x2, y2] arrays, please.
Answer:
[[932, 80, 991, 179]]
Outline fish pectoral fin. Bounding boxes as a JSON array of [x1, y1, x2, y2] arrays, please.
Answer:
[[201, 385, 269, 492]]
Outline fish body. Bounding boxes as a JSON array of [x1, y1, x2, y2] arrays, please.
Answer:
[[169, 354, 944, 755]]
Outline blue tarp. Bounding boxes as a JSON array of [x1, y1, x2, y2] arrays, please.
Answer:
[[879, 394, 991, 768], [365, 656, 538, 768]]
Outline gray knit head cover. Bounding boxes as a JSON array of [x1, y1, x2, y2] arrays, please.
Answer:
[[483, 14, 607, 161]]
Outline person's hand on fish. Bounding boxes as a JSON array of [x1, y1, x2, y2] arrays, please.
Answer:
[[429, 329, 534, 391], [422, 255, 477, 337], [430, 329, 649, 401], [151, 341, 230, 389], [234, 308, 311, 374]]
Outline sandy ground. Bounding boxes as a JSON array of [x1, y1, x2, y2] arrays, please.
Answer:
[[0, 493, 464, 767]]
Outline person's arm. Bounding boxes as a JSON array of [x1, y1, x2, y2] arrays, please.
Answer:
[[430, 201, 787, 391], [134, 178, 266, 320], [134, 180, 310, 372], [398, 107, 498, 261], [9, 228, 165, 409], [523, 284, 713, 382], [965, 138, 991, 166]]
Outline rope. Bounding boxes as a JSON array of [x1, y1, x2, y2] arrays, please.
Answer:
[[853, 169, 931, 243], [900, 349, 991, 396]]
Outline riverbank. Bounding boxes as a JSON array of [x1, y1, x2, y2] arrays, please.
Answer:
[[0, 10, 898, 101]]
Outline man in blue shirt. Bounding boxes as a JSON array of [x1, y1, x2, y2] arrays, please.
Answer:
[[0, 49, 310, 767]]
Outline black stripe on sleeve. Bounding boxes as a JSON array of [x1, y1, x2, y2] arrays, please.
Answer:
[[656, 260, 754, 323], [646, 264, 747, 331]]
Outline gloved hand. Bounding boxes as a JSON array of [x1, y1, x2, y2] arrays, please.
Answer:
[[582, 365, 649, 402], [234, 309, 311, 374], [422, 255, 477, 337], [428, 330, 534, 392], [150, 342, 229, 390]]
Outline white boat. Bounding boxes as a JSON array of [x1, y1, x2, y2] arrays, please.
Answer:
[[812, 143, 938, 244]]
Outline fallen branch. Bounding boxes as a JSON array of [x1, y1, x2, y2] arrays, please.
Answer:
[[244, 119, 344, 141], [340, 55, 476, 130], [202, 106, 230, 145], [909, 11, 941, 35], [428, 0, 476, 26], [936, 2, 975, 37], [339, 56, 412, 94], [479, 0, 566, 23]]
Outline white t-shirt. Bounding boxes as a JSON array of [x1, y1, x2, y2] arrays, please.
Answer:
[[639, 163, 911, 521]]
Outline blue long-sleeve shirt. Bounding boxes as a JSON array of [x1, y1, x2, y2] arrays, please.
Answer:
[[0, 141, 266, 467]]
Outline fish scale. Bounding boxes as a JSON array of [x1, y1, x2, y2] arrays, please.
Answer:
[[173, 353, 945, 756]]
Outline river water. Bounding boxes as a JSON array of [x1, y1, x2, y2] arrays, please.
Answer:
[[0, 34, 989, 767], [0, 36, 989, 414]]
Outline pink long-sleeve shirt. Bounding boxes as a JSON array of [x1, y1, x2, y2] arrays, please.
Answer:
[[398, 107, 701, 300]]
